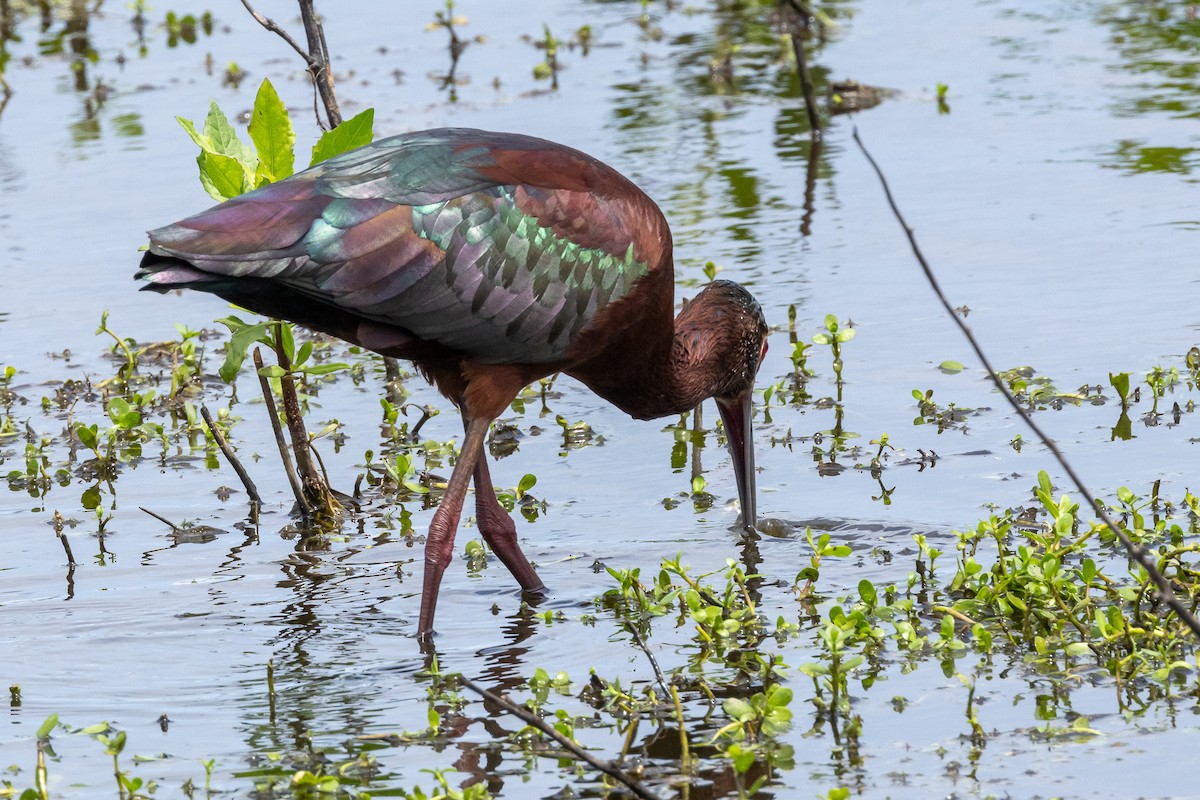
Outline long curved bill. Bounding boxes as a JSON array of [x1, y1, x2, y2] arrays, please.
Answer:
[[716, 391, 756, 530]]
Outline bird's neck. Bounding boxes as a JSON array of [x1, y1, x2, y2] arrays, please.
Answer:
[[569, 300, 730, 421]]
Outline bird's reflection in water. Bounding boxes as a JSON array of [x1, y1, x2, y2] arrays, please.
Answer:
[[413, 598, 545, 797]]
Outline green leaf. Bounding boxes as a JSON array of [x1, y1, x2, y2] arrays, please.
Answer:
[[219, 321, 271, 383], [295, 340, 313, 367], [203, 100, 254, 163], [858, 579, 877, 605], [76, 423, 98, 451], [1064, 642, 1092, 658], [729, 744, 756, 773], [720, 695, 748, 724], [273, 321, 295, 364], [37, 713, 59, 739], [939, 360, 965, 374], [249, 78, 295, 183], [197, 151, 250, 201], [300, 361, 350, 376], [257, 365, 286, 379], [310, 107, 375, 165], [517, 473, 537, 495], [767, 685, 792, 708], [81, 485, 102, 510], [176, 116, 212, 151]]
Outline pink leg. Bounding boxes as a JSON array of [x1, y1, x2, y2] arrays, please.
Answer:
[[473, 455, 544, 593], [418, 416, 491, 640]]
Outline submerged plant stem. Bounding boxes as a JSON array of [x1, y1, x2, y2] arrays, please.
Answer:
[[201, 404, 262, 506], [460, 676, 658, 800], [253, 347, 308, 519]]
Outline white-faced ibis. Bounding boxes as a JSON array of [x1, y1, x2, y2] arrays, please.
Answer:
[[137, 128, 768, 639]]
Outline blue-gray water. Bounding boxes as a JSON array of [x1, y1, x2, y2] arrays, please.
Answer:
[[3, 1, 1199, 797]]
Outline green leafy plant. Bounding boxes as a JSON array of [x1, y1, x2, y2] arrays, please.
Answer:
[[178, 77, 373, 202]]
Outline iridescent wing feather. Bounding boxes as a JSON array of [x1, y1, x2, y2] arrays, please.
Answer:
[[140, 129, 671, 364]]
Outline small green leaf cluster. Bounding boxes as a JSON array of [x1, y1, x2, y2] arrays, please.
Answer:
[[910, 387, 970, 432], [399, 768, 492, 800], [216, 317, 348, 387], [177, 79, 374, 203], [794, 527, 852, 599]]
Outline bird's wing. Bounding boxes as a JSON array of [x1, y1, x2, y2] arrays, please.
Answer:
[[145, 129, 671, 364]]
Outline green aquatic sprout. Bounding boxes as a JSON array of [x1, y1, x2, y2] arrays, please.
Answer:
[[936, 81, 950, 114], [495, 472, 538, 513], [95, 311, 138, 384], [812, 314, 854, 396], [555, 414, 596, 449], [384, 452, 429, 496], [1145, 364, 1179, 416], [794, 527, 852, 599], [531, 24, 559, 86]]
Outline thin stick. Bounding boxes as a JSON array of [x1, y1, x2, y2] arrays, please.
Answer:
[[272, 334, 317, 489], [460, 677, 659, 800], [852, 127, 1200, 640], [789, 28, 821, 135], [254, 347, 310, 519], [201, 404, 262, 504], [139, 506, 180, 531], [271, 328, 336, 518], [238, 0, 310, 62], [625, 619, 669, 698], [298, 0, 342, 127], [671, 685, 691, 774], [238, 0, 342, 129], [53, 510, 75, 566]]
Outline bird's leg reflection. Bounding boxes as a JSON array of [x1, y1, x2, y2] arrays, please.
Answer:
[[415, 601, 546, 796]]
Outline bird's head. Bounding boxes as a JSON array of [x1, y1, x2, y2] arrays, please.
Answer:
[[679, 280, 768, 530]]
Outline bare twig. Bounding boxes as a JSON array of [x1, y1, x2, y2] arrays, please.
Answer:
[[238, 0, 342, 129], [783, 0, 827, 136], [297, 0, 341, 126], [789, 27, 821, 136], [852, 127, 1200, 641], [201, 404, 262, 505], [139, 506, 181, 531], [238, 0, 310, 61], [253, 347, 310, 519], [460, 677, 660, 800], [270, 330, 339, 519], [53, 510, 75, 566], [626, 623, 669, 698]]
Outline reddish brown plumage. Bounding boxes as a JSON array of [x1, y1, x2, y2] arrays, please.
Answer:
[[136, 128, 767, 640]]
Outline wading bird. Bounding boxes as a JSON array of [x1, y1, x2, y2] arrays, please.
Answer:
[[137, 128, 768, 639]]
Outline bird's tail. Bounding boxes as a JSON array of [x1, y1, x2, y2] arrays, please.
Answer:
[[135, 251, 228, 293]]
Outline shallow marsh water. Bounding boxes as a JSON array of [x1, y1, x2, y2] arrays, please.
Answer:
[[2, 0, 1200, 797]]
